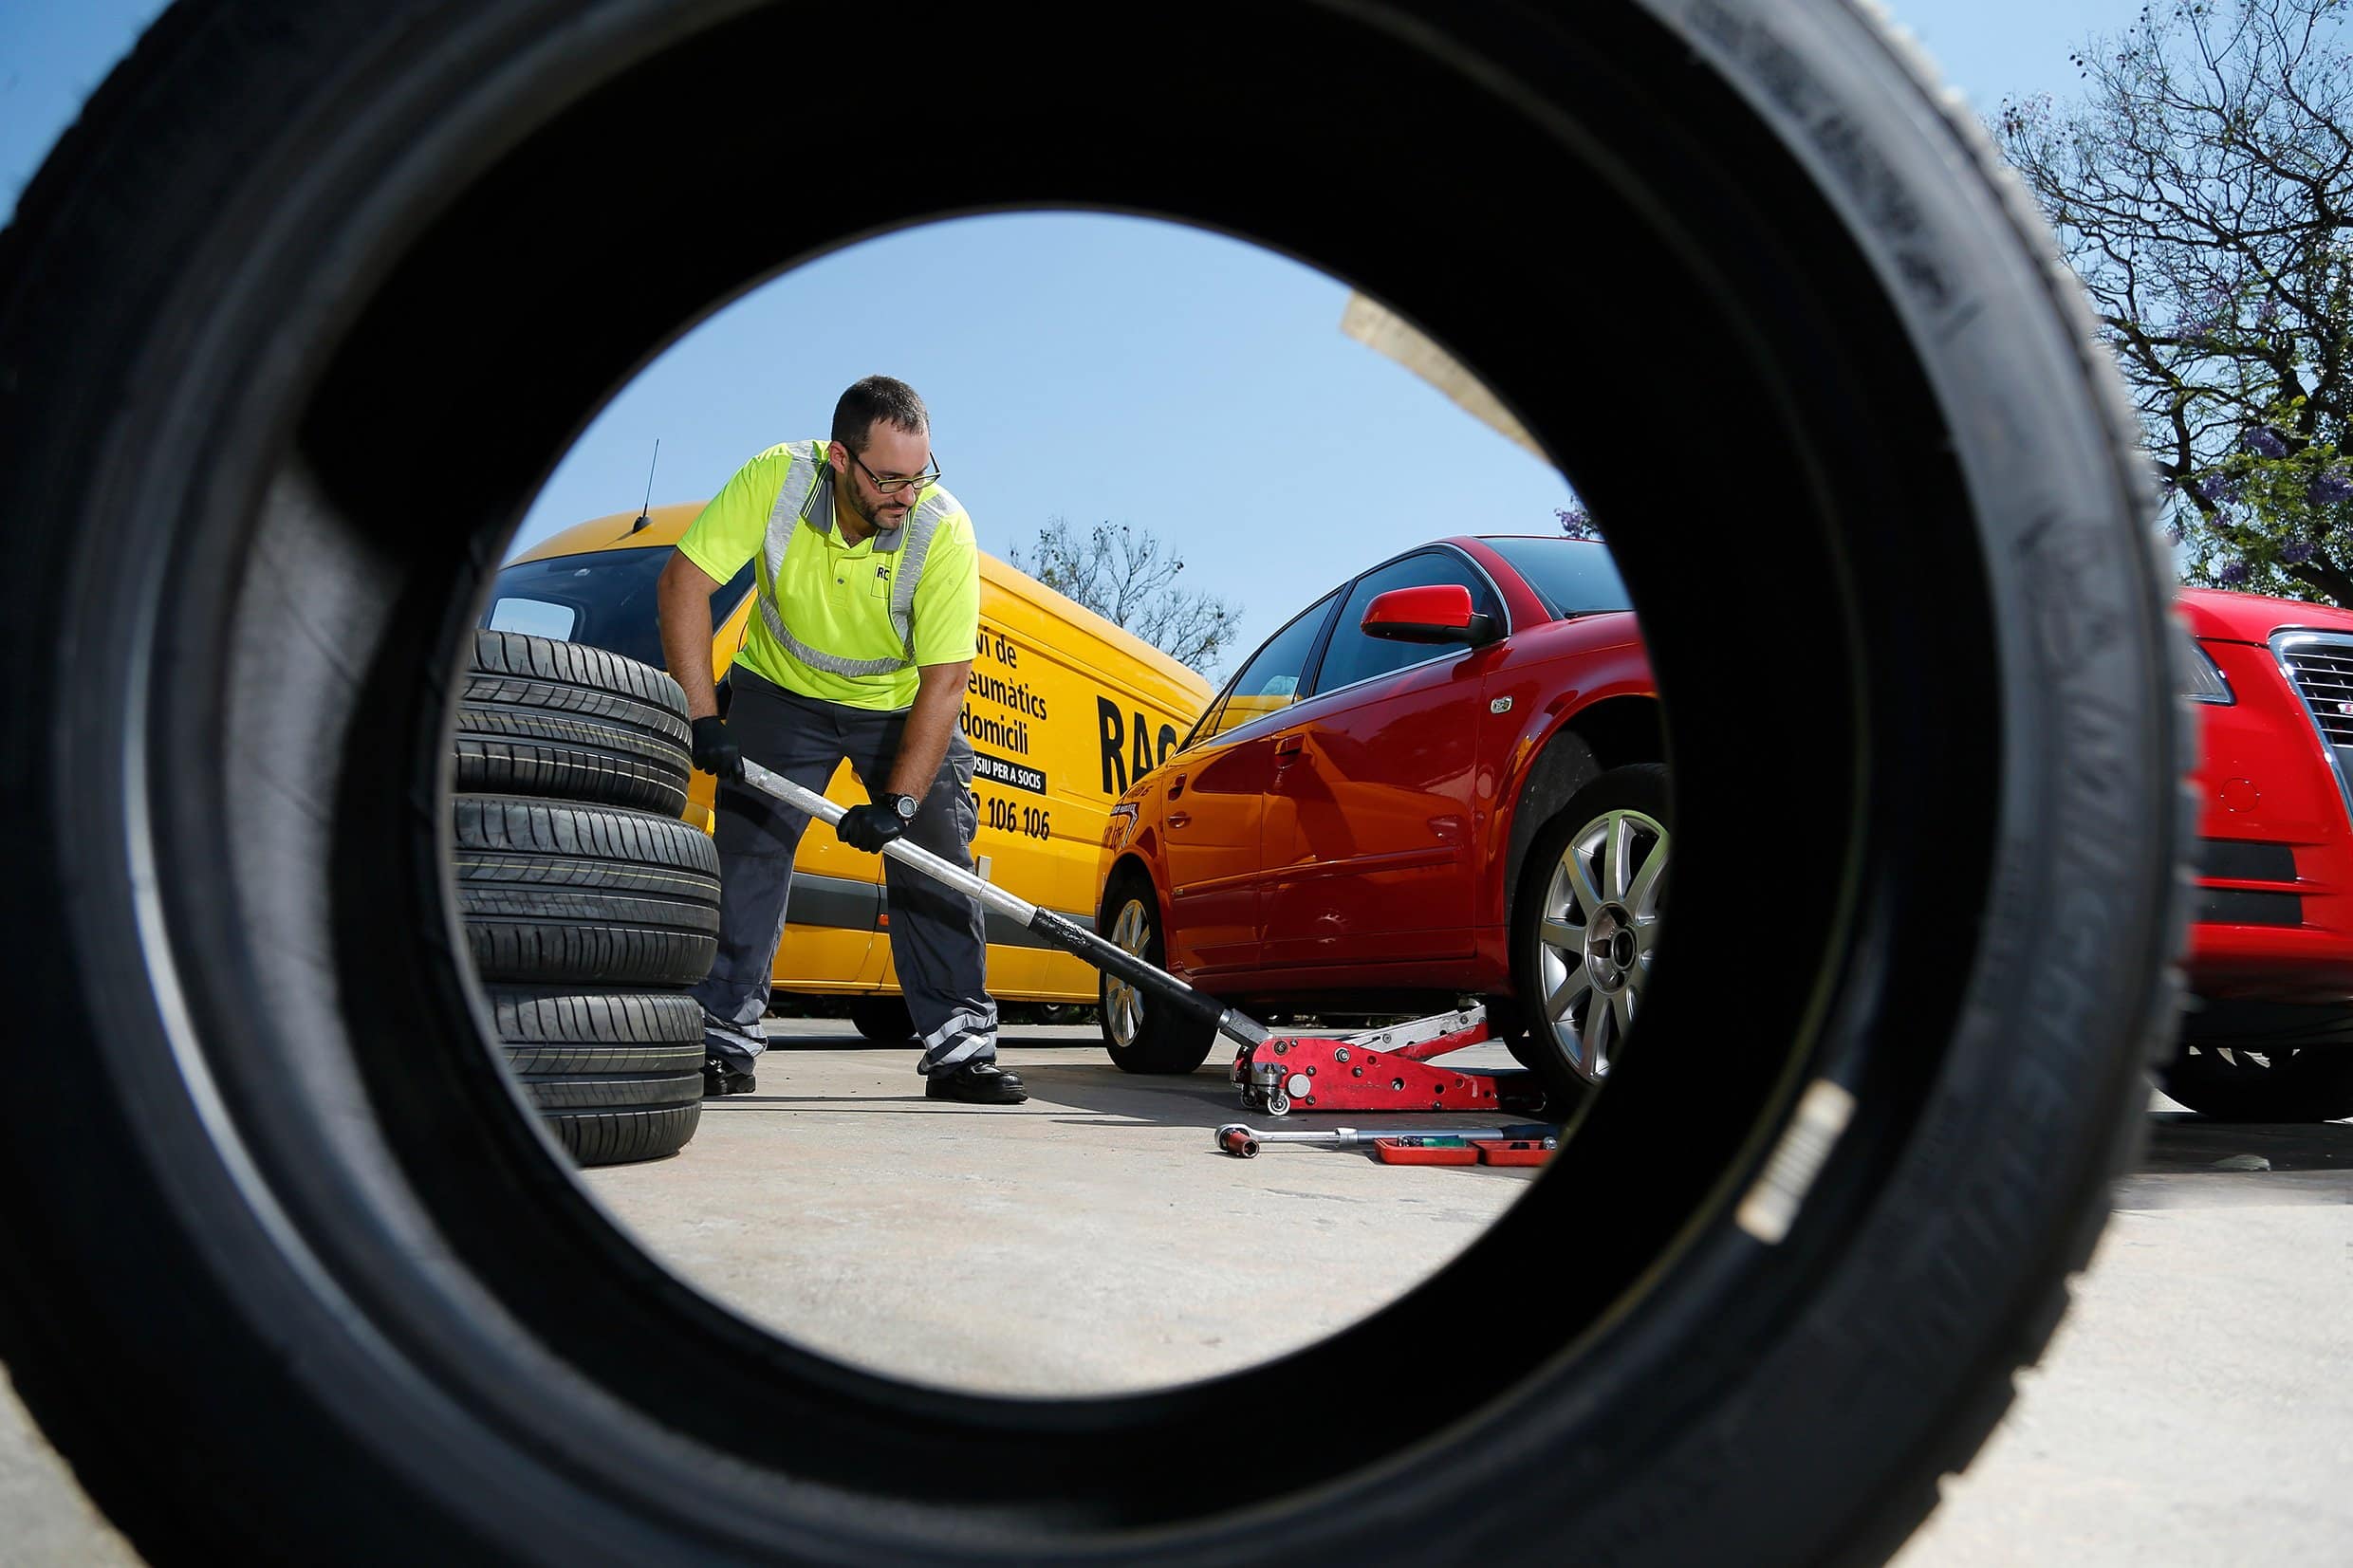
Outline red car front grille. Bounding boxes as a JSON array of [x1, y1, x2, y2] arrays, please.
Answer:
[[2278, 637, 2353, 747]]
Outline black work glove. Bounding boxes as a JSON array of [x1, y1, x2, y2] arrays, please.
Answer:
[[690, 715, 743, 783], [836, 794, 913, 853]]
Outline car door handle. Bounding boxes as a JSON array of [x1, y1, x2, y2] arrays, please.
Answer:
[[1167, 810, 1192, 829], [1273, 735, 1305, 767]]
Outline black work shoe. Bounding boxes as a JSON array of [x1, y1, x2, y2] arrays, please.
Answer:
[[926, 1061, 1028, 1104], [702, 1055, 757, 1098]]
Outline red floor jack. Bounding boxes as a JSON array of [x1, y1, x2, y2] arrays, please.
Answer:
[[739, 760, 1549, 1121], [1220, 1004, 1548, 1118]]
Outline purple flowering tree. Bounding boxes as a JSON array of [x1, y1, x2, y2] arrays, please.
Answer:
[[1555, 504, 1604, 542], [1992, 0, 2353, 606]]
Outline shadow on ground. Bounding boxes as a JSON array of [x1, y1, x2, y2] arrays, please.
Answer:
[[725, 1022, 1548, 1149], [741, 1020, 2353, 1199], [2117, 1111, 2353, 1208]]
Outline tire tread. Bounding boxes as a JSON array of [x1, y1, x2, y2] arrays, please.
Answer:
[[544, 1103, 703, 1166], [454, 798, 718, 987]]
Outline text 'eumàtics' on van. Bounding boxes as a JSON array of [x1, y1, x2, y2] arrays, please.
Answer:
[[959, 627, 1043, 777], [954, 625, 1183, 800]]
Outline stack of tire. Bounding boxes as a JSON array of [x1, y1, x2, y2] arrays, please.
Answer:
[[451, 630, 722, 1166]]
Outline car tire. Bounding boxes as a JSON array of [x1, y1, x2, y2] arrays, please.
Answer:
[[454, 630, 695, 819], [1508, 765, 1672, 1109], [2159, 1043, 2353, 1122], [454, 796, 720, 988], [539, 1105, 705, 1169], [0, 0, 2192, 1563], [490, 987, 707, 1165], [845, 994, 916, 1046], [1098, 873, 1218, 1075], [492, 987, 707, 1078]]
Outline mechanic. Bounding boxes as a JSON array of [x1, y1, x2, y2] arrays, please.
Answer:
[[656, 376, 1025, 1106]]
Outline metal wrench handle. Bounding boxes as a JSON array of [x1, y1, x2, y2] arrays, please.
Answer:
[[736, 758, 1268, 1048], [1213, 1121, 1554, 1157]]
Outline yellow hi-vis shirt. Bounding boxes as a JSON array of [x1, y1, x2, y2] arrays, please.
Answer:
[[676, 440, 980, 711]]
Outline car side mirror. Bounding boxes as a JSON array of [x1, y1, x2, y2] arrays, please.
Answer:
[[1361, 583, 1497, 647]]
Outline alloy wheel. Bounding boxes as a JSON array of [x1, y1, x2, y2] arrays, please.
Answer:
[[1105, 895, 1152, 1048], [1536, 807, 1668, 1085]]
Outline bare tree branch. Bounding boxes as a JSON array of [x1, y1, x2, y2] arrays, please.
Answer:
[[1007, 516, 1244, 673]]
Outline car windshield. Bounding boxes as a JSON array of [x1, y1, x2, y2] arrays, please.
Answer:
[[1479, 536, 1635, 621], [482, 546, 755, 671]]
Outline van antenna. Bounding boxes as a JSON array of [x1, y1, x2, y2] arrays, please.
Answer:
[[628, 439, 660, 533]]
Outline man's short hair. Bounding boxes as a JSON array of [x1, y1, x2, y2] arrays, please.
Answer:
[[832, 376, 929, 452]]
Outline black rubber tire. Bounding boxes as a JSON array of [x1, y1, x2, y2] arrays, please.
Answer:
[[2159, 1044, 2353, 1122], [520, 1072, 703, 1112], [845, 994, 916, 1045], [0, 1, 2193, 1564], [454, 796, 718, 987], [1508, 765, 1673, 1111], [1097, 872, 1218, 1075], [454, 630, 694, 819], [490, 987, 706, 1078], [541, 1104, 703, 1169], [484, 987, 706, 1164]]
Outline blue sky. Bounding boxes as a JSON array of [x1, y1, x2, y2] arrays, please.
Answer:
[[3, 0, 2147, 670]]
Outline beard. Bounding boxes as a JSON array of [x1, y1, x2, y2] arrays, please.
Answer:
[[841, 480, 906, 536]]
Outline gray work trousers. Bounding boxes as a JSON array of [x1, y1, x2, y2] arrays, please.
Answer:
[[691, 669, 996, 1076]]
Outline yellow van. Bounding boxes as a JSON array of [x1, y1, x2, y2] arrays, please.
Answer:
[[481, 503, 1214, 1031]]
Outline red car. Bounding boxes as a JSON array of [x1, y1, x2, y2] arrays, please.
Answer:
[[2177, 587, 2353, 1120], [1093, 535, 1663, 1104]]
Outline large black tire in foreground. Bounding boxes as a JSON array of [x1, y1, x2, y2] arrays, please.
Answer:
[[0, 2, 2191, 1563], [492, 987, 706, 1163], [455, 629, 695, 819]]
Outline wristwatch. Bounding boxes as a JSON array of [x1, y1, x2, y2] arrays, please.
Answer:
[[886, 792, 917, 821]]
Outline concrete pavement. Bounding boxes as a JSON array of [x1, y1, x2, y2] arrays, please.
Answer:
[[4, 1019, 2348, 1564], [579, 1022, 1538, 1395]]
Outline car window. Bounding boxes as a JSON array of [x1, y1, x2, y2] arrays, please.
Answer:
[[1311, 551, 1503, 696], [481, 546, 756, 673], [1195, 590, 1340, 744], [1477, 536, 1632, 621]]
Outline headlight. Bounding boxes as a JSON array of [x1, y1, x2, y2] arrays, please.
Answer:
[[2185, 642, 2236, 705]]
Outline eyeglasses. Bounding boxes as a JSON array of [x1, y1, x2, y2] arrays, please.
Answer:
[[845, 447, 942, 495]]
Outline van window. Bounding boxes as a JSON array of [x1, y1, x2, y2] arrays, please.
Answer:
[[483, 546, 756, 672], [1195, 590, 1339, 744], [1312, 550, 1502, 696]]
